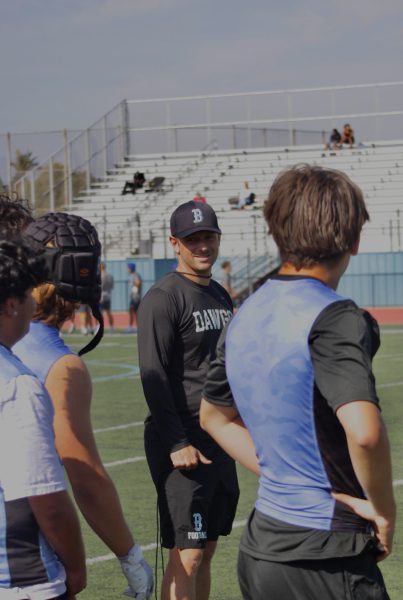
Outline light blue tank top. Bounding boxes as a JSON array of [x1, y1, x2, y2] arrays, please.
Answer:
[[13, 321, 74, 384], [226, 277, 345, 530], [0, 345, 63, 588]]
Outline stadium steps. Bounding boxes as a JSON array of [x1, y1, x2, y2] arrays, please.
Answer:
[[71, 142, 403, 259]]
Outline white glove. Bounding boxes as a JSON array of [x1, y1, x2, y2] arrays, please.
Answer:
[[119, 543, 154, 599]]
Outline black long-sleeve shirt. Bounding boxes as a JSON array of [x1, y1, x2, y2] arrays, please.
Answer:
[[137, 272, 232, 453]]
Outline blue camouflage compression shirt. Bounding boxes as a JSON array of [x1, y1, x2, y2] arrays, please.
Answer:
[[203, 275, 381, 535]]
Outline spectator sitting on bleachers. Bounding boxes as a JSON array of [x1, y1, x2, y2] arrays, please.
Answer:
[[340, 123, 355, 148], [121, 171, 146, 195], [324, 128, 342, 150], [237, 181, 250, 209], [244, 192, 256, 208]]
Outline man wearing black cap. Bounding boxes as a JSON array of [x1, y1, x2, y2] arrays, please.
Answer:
[[138, 201, 239, 600]]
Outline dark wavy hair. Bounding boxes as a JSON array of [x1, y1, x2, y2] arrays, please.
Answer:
[[0, 194, 33, 234], [263, 164, 369, 268], [0, 233, 47, 307]]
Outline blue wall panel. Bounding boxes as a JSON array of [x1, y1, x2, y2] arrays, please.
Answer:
[[339, 252, 403, 306], [105, 252, 403, 310]]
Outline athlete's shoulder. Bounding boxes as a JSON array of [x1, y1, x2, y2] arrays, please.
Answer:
[[139, 273, 182, 321], [314, 300, 380, 358], [0, 345, 36, 385]]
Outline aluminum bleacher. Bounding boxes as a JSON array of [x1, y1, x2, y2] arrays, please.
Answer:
[[70, 141, 403, 259]]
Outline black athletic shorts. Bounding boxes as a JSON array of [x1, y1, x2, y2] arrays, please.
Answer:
[[145, 428, 239, 549], [100, 299, 111, 311], [238, 548, 390, 600], [130, 295, 141, 311]]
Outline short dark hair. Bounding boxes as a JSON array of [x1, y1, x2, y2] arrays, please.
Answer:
[[0, 233, 47, 307], [0, 194, 34, 234], [263, 164, 369, 268], [221, 260, 231, 269]]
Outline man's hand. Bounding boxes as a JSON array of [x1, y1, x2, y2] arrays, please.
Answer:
[[170, 445, 212, 470], [119, 543, 154, 599], [65, 566, 86, 597], [332, 492, 395, 561]]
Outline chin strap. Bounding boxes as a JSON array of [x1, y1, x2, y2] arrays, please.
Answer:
[[78, 303, 104, 356]]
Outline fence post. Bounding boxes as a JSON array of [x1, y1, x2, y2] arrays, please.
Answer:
[[85, 128, 91, 190], [166, 101, 172, 153], [6, 133, 12, 195], [374, 85, 380, 141], [102, 115, 108, 174], [246, 95, 252, 148], [49, 155, 55, 211], [63, 129, 69, 209], [247, 248, 253, 295], [30, 170, 36, 211], [206, 97, 211, 147], [287, 92, 293, 146], [122, 99, 130, 159], [173, 127, 178, 153]]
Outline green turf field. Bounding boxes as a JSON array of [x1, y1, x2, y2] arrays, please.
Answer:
[[66, 327, 403, 599]]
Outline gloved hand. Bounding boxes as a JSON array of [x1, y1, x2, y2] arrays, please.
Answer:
[[119, 543, 154, 599]]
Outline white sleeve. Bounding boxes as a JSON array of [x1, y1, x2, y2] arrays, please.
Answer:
[[0, 375, 66, 501]]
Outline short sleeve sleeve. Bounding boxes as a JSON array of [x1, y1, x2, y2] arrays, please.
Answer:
[[309, 301, 380, 413], [0, 375, 66, 501], [203, 322, 235, 406]]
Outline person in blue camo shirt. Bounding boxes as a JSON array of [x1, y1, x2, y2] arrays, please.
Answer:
[[200, 164, 395, 600]]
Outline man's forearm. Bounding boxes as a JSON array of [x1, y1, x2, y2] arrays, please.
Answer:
[[200, 399, 259, 475], [338, 401, 395, 518], [66, 463, 134, 557], [346, 422, 395, 517]]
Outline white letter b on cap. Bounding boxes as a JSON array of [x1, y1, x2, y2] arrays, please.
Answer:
[[192, 208, 203, 223]]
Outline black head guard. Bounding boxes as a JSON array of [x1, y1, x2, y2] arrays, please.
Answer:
[[24, 212, 103, 356]]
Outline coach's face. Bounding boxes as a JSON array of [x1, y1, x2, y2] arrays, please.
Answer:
[[170, 231, 220, 275]]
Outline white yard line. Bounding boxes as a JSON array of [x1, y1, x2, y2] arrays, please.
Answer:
[[86, 480, 403, 566], [94, 421, 144, 433], [378, 381, 403, 388], [104, 456, 146, 468], [86, 519, 248, 565], [380, 329, 403, 335]]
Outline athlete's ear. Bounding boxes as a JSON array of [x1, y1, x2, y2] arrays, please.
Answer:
[[351, 236, 360, 256], [3, 296, 19, 318], [169, 236, 180, 256]]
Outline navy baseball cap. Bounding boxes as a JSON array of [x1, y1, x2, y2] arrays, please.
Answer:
[[170, 201, 221, 238]]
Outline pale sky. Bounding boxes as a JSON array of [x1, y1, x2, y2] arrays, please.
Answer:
[[1, 0, 403, 133]]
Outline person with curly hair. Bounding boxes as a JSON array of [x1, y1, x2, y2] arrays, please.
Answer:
[[0, 232, 87, 599], [0, 193, 33, 232], [13, 213, 154, 600]]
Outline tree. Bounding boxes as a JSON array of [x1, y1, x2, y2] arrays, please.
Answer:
[[19, 162, 88, 214], [11, 150, 39, 181]]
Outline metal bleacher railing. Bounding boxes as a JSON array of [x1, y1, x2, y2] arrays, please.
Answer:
[[4, 81, 403, 214]]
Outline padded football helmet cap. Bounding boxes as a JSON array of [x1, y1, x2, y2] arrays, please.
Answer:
[[24, 212, 103, 356]]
